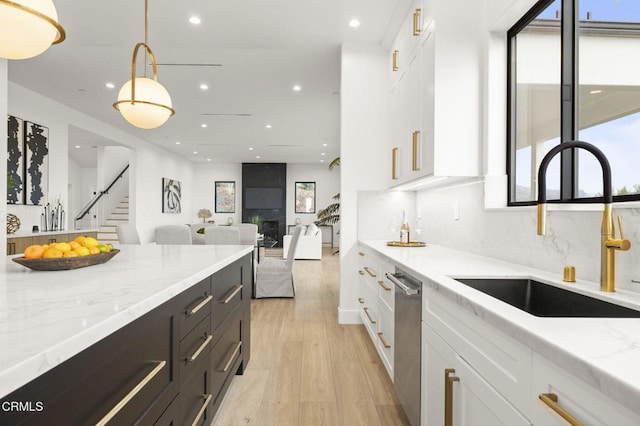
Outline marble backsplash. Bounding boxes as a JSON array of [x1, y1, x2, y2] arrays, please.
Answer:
[[415, 179, 640, 293]]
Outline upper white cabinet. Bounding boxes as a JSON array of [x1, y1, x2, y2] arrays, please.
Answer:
[[388, 0, 481, 187]]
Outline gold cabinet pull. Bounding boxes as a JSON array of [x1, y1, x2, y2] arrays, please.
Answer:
[[363, 267, 376, 277], [413, 9, 422, 36], [190, 394, 213, 426], [186, 334, 213, 363], [444, 368, 459, 426], [377, 280, 391, 292], [95, 360, 167, 426], [219, 341, 242, 372], [358, 251, 365, 256], [412, 130, 421, 171], [221, 285, 243, 304], [392, 147, 399, 179], [358, 297, 365, 304], [363, 307, 377, 324], [539, 393, 582, 426], [392, 50, 399, 71], [186, 294, 213, 316], [377, 332, 391, 348]]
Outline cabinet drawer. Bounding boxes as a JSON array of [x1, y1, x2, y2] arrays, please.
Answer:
[[180, 355, 213, 426], [0, 301, 177, 426], [377, 307, 394, 377], [178, 277, 212, 340], [179, 315, 213, 385], [211, 263, 244, 334], [210, 307, 243, 402], [530, 353, 640, 426], [154, 395, 179, 425], [423, 287, 532, 414]]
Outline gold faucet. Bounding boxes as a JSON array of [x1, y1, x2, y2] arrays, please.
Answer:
[[536, 141, 630, 292]]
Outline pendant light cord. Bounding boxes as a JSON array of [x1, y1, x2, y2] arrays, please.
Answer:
[[144, 0, 149, 77]]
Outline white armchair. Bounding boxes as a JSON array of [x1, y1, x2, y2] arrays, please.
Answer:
[[283, 227, 322, 260]]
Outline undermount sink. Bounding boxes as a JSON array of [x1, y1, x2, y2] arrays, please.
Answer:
[[453, 278, 640, 318]]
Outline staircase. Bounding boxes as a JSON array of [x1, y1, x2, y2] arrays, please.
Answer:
[[97, 195, 129, 242]]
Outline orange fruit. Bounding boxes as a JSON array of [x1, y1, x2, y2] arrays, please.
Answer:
[[63, 250, 79, 258], [55, 242, 72, 253], [76, 246, 90, 256], [24, 245, 45, 259], [89, 247, 100, 255], [43, 248, 63, 258], [74, 235, 86, 244], [81, 237, 99, 248], [69, 241, 81, 250]]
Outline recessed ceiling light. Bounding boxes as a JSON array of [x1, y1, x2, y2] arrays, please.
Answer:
[[189, 16, 201, 25], [105, 82, 115, 89], [349, 19, 360, 28], [266, 124, 272, 129], [256, 155, 261, 159], [249, 147, 254, 151], [320, 159, 324, 163], [590, 89, 603, 94], [206, 158, 211, 162], [175, 141, 181, 145], [193, 151, 198, 154], [322, 143, 328, 147], [75, 145, 81, 149], [200, 83, 208, 90], [293, 85, 302, 92], [201, 124, 208, 128], [321, 152, 326, 156]]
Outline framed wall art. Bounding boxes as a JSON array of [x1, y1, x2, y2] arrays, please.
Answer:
[[162, 178, 182, 213], [24, 121, 49, 206], [7, 115, 24, 204], [295, 182, 316, 213], [215, 181, 235, 213]]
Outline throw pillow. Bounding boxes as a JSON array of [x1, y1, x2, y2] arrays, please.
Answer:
[[197, 228, 205, 234]]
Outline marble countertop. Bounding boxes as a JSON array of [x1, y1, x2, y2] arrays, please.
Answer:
[[361, 240, 640, 415], [0, 244, 253, 398]]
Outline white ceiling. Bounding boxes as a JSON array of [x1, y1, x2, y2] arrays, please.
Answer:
[[8, 0, 409, 168]]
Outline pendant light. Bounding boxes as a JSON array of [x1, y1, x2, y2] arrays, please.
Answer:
[[113, 0, 174, 129], [0, 0, 66, 60]]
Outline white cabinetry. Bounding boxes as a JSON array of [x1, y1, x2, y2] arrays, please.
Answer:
[[423, 323, 531, 426], [356, 247, 395, 379], [530, 353, 640, 426]]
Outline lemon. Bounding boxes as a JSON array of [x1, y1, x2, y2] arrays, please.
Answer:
[[63, 250, 79, 258], [81, 237, 99, 248], [97, 244, 109, 253], [43, 248, 63, 258], [76, 246, 90, 256], [55, 242, 72, 253]]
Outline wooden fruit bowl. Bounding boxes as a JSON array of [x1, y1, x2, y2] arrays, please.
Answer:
[[12, 249, 120, 271]]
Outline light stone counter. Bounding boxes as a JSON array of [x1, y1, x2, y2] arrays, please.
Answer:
[[361, 240, 640, 415], [0, 244, 253, 398]]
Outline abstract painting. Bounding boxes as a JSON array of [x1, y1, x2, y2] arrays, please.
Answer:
[[162, 178, 182, 213], [24, 121, 49, 206], [7, 115, 24, 204], [295, 182, 316, 213], [215, 181, 235, 213]]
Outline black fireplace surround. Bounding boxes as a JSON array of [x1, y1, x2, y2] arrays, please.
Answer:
[[242, 163, 286, 247]]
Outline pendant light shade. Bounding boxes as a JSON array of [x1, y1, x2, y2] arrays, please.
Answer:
[[113, 0, 174, 129], [0, 0, 66, 60]]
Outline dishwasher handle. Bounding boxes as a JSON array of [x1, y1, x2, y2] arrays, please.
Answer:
[[386, 272, 420, 296]]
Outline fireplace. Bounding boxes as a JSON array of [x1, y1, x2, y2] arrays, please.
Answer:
[[262, 220, 279, 248]]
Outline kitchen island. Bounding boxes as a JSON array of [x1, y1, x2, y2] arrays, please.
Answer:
[[360, 240, 640, 424], [0, 243, 253, 424]]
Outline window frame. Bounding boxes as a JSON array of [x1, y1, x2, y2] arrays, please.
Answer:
[[506, 0, 640, 206]]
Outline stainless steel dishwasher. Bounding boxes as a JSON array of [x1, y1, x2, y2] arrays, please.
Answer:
[[386, 268, 422, 426]]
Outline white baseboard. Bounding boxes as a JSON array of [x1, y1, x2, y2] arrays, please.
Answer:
[[338, 307, 362, 324]]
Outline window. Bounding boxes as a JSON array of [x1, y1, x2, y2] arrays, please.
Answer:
[[508, 0, 640, 205]]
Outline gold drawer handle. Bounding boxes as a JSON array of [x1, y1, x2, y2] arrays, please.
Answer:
[[186, 334, 213, 363], [412, 130, 421, 171], [190, 393, 213, 426], [363, 307, 376, 324], [219, 341, 243, 372], [95, 360, 166, 426], [413, 8, 421, 36], [377, 332, 391, 348], [186, 294, 213, 316], [363, 267, 376, 278], [539, 393, 582, 426], [392, 50, 399, 71], [358, 297, 365, 304], [222, 285, 243, 304], [445, 368, 459, 426], [377, 280, 391, 291], [392, 147, 399, 180]]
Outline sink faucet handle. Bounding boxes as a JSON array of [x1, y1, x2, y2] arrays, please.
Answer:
[[607, 215, 631, 251], [617, 215, 626, 240]]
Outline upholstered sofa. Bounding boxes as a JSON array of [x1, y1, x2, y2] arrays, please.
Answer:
[[283, 225, 322, 260]]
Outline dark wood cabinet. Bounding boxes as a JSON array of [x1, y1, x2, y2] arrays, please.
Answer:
[[0, 253, 251, 425]]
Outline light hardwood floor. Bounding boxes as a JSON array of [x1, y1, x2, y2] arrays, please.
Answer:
[[212, 247, 410, 425]]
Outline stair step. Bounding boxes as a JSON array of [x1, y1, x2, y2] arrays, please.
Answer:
[[100, 226, 116, 233]]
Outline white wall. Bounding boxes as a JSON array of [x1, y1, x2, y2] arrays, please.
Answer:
[[339, 42, 390, 323], [5, 83, 197, 244], [0, 59, 7, 256], [286, 163, 340, 245], [192, 163, 243, 225], [98, 146, 130, 228]]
